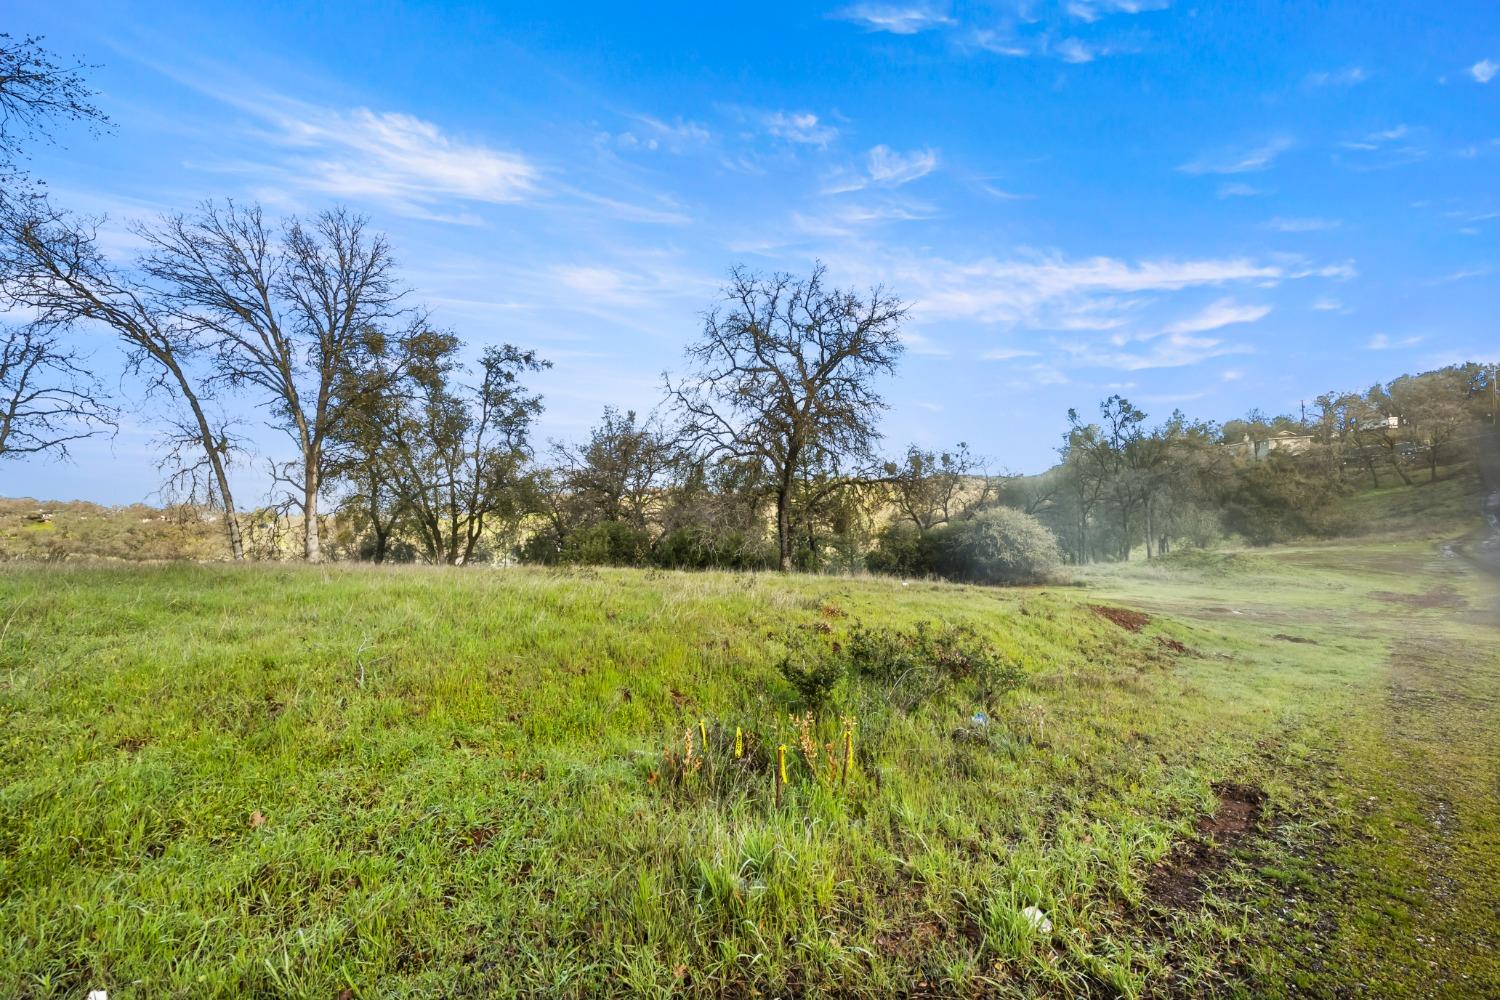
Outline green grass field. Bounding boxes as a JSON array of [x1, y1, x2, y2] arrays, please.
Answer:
[[2, 482, 1497, 998]]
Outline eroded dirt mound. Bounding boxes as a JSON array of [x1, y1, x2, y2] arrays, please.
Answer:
[[1147, 783, 1266, 909], [1091, 604, 1153, 632]]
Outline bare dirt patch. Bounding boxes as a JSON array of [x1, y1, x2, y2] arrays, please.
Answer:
[[1147, 783, 1266, 910], [874, 917, 943, 962], [1155, 636, 1190, 654], [1091, 604, 1153, 632], [1272, 633, 1318, 645], [1371, 584, 1466, 610]]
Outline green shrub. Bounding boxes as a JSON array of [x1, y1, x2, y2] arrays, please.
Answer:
[[563, 521, 654, 566], [843, 620, 1022, 713], [652, 525, 777, 571], [777, 635, 845, 714], [864, 522, 925, 576], [1221, 457, 1350, 545], [924, 507, 1061, 585]]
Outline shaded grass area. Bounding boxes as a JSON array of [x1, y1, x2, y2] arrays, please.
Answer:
[[1334, 464, 1482, 540], [1083, 507, 1500, 998], [2, 507, 1497, 997]]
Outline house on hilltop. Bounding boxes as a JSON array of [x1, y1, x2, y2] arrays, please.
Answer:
[[1228, 429, 1316, 461]]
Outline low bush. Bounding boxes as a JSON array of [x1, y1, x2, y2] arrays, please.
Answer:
[[777, 635, 845, 713], [925, 507, 1062, 584], [651, 525, 777, 571], [564, 521, 654, 566], [868, 507, 1062, 585]]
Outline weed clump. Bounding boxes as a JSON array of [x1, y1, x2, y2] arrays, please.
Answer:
[[650, 714, 861, 810], [845, 620, 1022, 712], [777, 635, 845, 713]]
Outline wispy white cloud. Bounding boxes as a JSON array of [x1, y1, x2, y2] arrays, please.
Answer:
[[817, 247, 1346, 377], [760, 110, 840, 147], [791, 200, 934, 236], [1178, 137, 1293, 175], [1341, 124, 1409, 150], [1311, 296, 1345, 311], [833, 3, 955, 34], [901, 330, 952, 357], [981, 346, 1042, 361], [970, 32, 1130, 63], [959, 0, 1162, 63], [1064, 0, 1170, 18], [1306, 66, 1367, 87], [612, 114, 712, 153], [1065, 332, 1252, 371], [1162, 298, 1272, 335], [969, 30, 1032, 57], [824, 145, 939, 193], [235, 101, 538, 218], [1335, 124, 1429, 171], [979, 182, 1032, 200], [544, 255, 720, 317], [867, 145, 939, 184], [841, 250, 1306, 329], [1057, 38, 1104, 63], [1263, 216, 1342, 232], [1430, 266, 1491, 283], [1218, 182, 1268, 198], [1366, 333, 1423, 351], [1472, 59, 1498, 84]]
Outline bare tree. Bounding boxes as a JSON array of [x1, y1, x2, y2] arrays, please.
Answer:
[[0, 37, 116, 464], [666, 263, 906, 570], [2, 207, 246, 558], [0, 320, 113, 460], [0, 33, 110, 209], [138, 202, 403, 561]]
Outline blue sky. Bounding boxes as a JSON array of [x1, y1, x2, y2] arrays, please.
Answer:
[[5, 0, 1498, 504]]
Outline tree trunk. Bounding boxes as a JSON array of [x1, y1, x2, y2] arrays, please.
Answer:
[[173, 364, 244, 561], [303, 459, 321, 562], [1389, 451, 1412, 486], [776, 487, 792, 571]]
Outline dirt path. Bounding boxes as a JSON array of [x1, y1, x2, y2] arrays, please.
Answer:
[[1341, 631, 1500, 997]]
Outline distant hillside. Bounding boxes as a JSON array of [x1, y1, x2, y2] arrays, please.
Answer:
[[0, 498, 230, 562]]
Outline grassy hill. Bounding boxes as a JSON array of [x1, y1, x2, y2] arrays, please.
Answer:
[[2, 475, 1497, 997]]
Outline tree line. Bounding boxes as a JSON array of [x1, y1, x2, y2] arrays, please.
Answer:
[[1007, 366, 1497, 564], [3, 35, 1496, 580]]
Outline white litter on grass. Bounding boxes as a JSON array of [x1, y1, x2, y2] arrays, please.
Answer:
[[87, 991, 108, 1000], [1022, 906, 1052, 934]]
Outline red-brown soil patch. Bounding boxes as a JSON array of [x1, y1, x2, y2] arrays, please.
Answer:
[[1147, 783, 1266, 909], [1091, 604, 1153, 632]]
